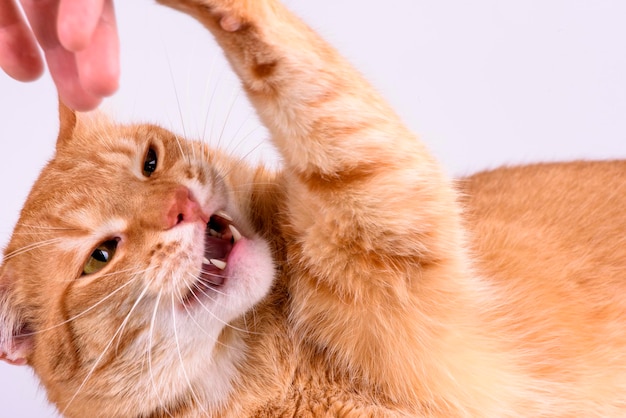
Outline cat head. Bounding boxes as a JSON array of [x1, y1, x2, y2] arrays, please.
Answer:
[[0, 103, 275, 416]]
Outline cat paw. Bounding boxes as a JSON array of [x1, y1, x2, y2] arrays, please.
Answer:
[[157, 0, 249, 33], [218, 13, 242, 32]]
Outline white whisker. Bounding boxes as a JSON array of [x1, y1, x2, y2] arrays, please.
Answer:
[[225, 120, 264, 160], [177, 287, 227, 346], [185, 273, 257, 335], [164, 49, 190, 164], [200, 51, 219, 144], [205, 71, 229, 148], [62, 276, 154, 415], [170, 294, 208, 416], [10, 231, 72, 236], [12, 223, 77, 231], [147, 292, 174, 418], [21, 266, 157, 338], [216, 88, 242, 151], [2, 237, 64, 261], [113, 279, 154, 355]]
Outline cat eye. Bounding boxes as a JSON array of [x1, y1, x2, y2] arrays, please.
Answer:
[[83, 239, 118, 275], [143, 147, 158, 177]]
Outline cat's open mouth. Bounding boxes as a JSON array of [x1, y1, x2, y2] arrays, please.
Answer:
[[181, 211, 243, 308], [182, 211, 242, 305], [199, 211, 240, 286]]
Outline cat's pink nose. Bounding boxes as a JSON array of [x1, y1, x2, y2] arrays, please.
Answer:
[[164, 186, 207, 229]]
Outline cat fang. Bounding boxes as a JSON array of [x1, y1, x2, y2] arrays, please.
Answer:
[[181, 213, 242, 308]]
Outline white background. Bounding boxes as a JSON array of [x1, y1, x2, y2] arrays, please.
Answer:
[[0, 1, 625, 416]]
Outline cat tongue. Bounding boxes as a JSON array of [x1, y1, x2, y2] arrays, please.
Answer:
[[204, 236, 232, 259]]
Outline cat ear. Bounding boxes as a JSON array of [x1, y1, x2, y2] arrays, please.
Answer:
[[0, 268, 32, 366], [56, 97, 77, 149]]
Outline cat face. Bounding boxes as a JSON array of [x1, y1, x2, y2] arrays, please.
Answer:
[[0, 106, 275, 416]]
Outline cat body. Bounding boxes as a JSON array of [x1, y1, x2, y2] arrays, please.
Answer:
[[0, 0, 625, 416]]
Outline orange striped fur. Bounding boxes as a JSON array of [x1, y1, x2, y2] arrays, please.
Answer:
[[0, 0, 625, 416]]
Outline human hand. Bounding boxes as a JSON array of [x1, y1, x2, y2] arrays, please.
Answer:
[[0, 0, 119, 111]]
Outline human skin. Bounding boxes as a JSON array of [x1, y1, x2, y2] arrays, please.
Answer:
[[0, 0, 119, 111]]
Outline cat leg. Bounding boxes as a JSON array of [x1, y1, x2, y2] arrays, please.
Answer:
[[157, 0, 499, 414], [154, 0, 460, 291]]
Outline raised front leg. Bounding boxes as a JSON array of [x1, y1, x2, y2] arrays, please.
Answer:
[[157, 0, 482, 413]]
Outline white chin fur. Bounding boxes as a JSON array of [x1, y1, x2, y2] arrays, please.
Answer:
[[147, 234, 274, 413], [201, 235, 275, 324]]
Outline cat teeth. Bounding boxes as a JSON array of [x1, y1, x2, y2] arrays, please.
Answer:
[[215, 210, 233, 221], [210, 259, 227, 270], [203, 256, 212, 265], [229, 224, 242, 242], [209, 228, 222, 239]]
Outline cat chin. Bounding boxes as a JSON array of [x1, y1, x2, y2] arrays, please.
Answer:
[[164, 235, 273, 411], [113, 226, 274, 416]]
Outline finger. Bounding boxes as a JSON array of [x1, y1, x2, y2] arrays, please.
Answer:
[[57, 0, 105, 51], [46, 46, 102, 111], [0, 0, 43, 81], [20, 0, 101, 110], [75, 0, 119, 96], [19, 0, 60, 49]]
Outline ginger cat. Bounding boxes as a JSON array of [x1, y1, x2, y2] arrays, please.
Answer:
[[1, 0, 625, 416]]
